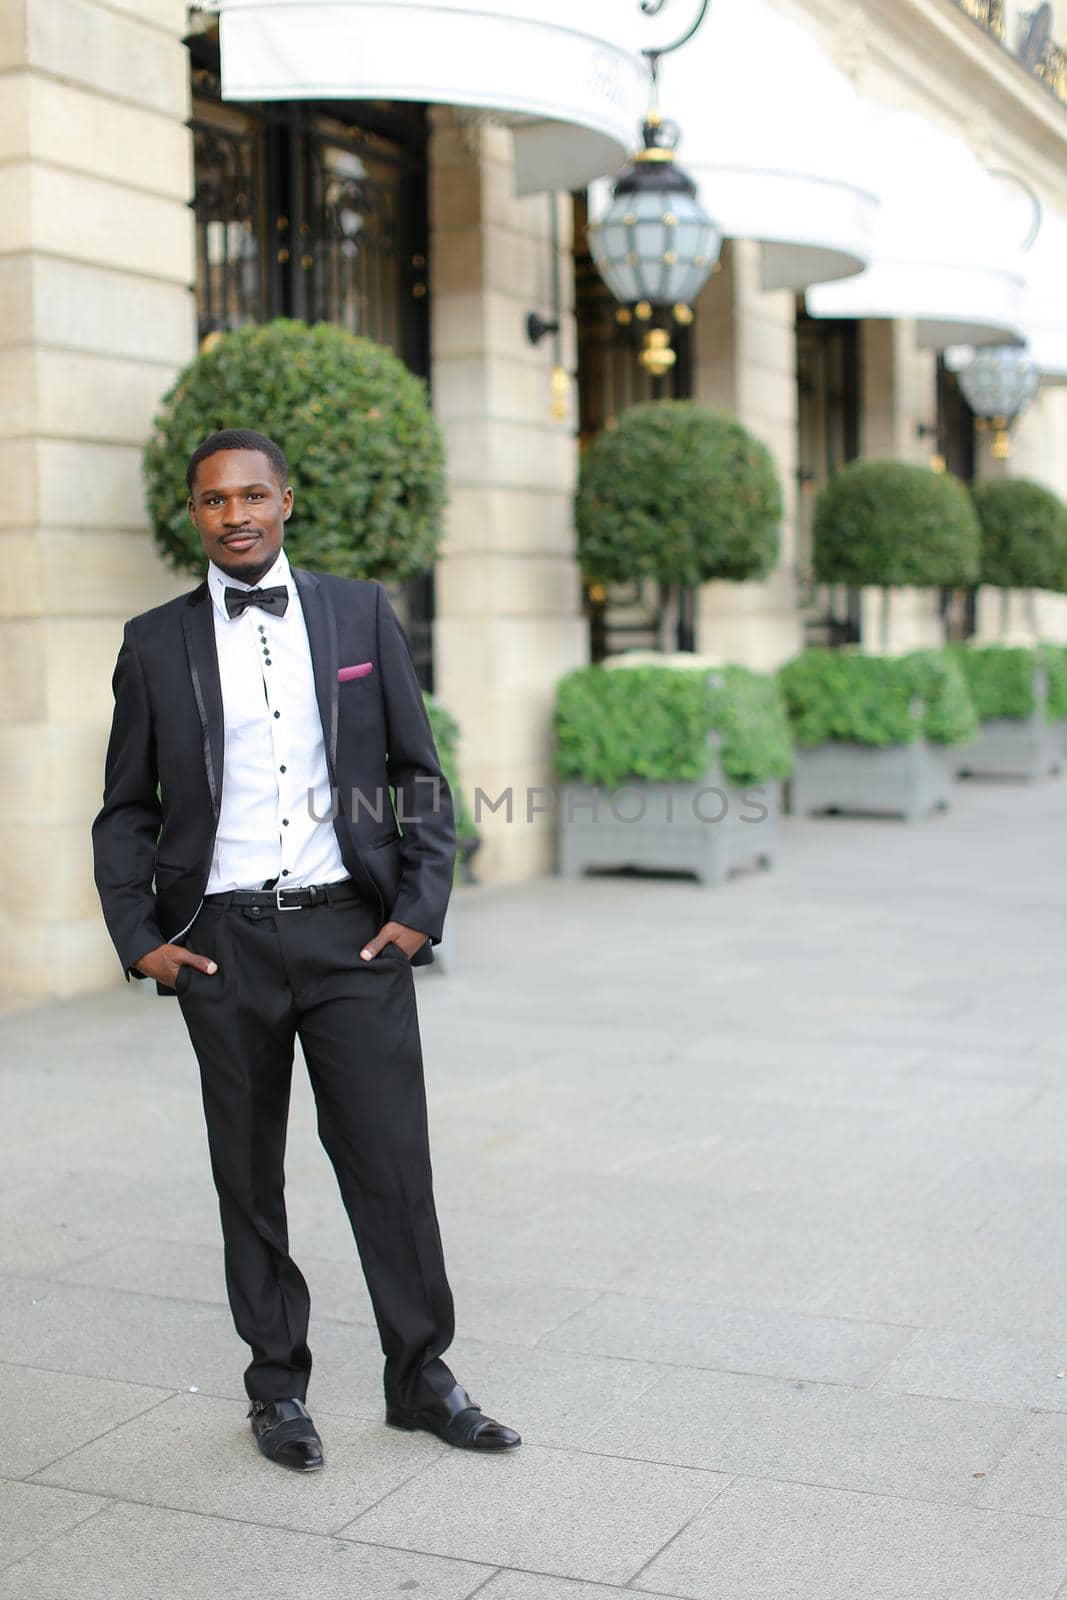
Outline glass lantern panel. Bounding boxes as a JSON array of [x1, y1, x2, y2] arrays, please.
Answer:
[[634, 221, 666, 260]]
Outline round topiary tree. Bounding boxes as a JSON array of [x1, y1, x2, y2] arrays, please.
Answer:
[[971, 478, 1067, 635], [143, 319, 446, 582], [812, 459, 981, 649], [575, 400, 782, 649]]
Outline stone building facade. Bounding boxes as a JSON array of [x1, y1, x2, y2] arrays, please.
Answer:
[[2, 0, 1066, 1002]]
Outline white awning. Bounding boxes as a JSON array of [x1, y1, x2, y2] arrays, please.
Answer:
[[627, 0, 879, 290], [806, 111, 1027, 348], [215, 0, 645, 195], [1024, 209, 1067, 384]]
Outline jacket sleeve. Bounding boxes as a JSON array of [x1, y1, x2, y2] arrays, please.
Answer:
[[375, 583, 456, 941], [91, 622, 165, 979]]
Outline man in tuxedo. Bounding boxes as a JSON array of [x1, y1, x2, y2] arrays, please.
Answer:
[[92, 427, 519, 1471]]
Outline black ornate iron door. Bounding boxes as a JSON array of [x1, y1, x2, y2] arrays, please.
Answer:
[[188, 33, 435, 684]]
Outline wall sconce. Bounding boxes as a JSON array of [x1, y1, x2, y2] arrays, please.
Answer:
[[526, 197, 569, 420]]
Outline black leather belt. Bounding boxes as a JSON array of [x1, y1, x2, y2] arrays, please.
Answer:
[[203, 879, 362, 912]]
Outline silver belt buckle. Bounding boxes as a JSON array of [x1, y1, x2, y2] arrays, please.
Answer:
[[275, 884, 303, 911]]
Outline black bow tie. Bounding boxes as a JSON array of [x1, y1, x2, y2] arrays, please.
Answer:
[[224, 584, 289, 620]]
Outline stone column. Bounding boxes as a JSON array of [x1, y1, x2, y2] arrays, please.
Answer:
[[0, 0, 196, 1001], [428, 110, 585, 883], [690, 240, 804, 671], [857, 319, 944, 653]]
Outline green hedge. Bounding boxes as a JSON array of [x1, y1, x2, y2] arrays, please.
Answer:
[[553, 664, 794, 789], [778, 648, 978, 748], [423, 694, 477, 867], [144, 319, 446, 583], [1045, 645, 1067, 721], [575, 401, 782, 586], [813, 460, 980, 588], [971, 478, 1067, 592], [948, 644, 1067, 723]]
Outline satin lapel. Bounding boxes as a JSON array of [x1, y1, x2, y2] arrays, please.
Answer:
[[180, 584, 224, 816], [294, 568, 339, 771]]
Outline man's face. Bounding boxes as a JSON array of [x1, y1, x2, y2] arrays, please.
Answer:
[[188, 448, 293, 584]]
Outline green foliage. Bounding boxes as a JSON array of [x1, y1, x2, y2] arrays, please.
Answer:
[[1042, 645, 1067, 721], [778, 648, 978, 748], [971, 478, 1067, 591], [948, 643, 1067, 723], [422, 693, 477, 845], [553, 664, 794, 790], [575, 401, 782, 586], [144, 320, 446, 582], [813, 461, 980, 588]]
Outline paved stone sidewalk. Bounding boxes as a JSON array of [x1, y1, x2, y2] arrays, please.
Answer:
[[3, 776, 1067, 1599]]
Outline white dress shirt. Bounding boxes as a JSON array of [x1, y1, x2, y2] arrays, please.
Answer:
[[205, 550, 349, 893]]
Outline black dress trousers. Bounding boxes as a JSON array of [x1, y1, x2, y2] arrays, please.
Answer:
[[174, 890, 456, 1410]]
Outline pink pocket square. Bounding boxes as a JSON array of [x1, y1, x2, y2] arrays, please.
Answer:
[[338, 661, 374, 682]]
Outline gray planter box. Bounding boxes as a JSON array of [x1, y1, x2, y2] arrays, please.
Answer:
[[558, 760, 779, 887], [788, 739, 955, 821], [956, 713, 1065, 782], [955, 667, 1064, 782]]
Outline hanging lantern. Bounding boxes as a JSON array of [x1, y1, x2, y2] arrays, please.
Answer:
[[956, 344, 1041, 459], [587, 0, 720, 376], [587, 115, 720, 375]]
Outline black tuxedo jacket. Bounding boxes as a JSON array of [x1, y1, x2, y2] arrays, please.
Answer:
[[92, 568, 455, 987]]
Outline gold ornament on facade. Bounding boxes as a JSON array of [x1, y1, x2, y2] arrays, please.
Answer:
[[954, 0, 1067, 102], [550, 364, 569, 422], [956, 0, 1005, 39], [635, 301, 653, 321], [673, 304, 694, 325]]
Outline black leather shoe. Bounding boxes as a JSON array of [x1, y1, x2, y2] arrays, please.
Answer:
[[386, 1382, 521, 1450], [248, 1398, 325, 1471]]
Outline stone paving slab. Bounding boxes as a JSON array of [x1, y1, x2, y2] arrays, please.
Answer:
[[976, 1412, 1067, 1518], [0, 1222, 120, 1280], [0, 1501, 492, 1600], [583, 1364, 1031, 1502], [0, 1363, 173, 1479], [806, 1227, 1067, 1344], [342, 1444, 729, 1585], [0, 1275, 396, 1415], [33, 1391, 439, 1535], [0, 1481, 109, 1576], [0, 1277, 252, 1398], [876, 1328, 1067, 1412], [0, 1167, 222, 1250], [476, 1577, 630, 1600], [419, 1337, 664, 1452], [631, 1476, 1067, 1600], [52, 1235, 381, 1331], [542, 1292, 916, 1387], [437, 1175, 919, 1311]]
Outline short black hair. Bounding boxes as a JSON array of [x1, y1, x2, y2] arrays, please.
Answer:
[[186, 429, 289, 494]]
